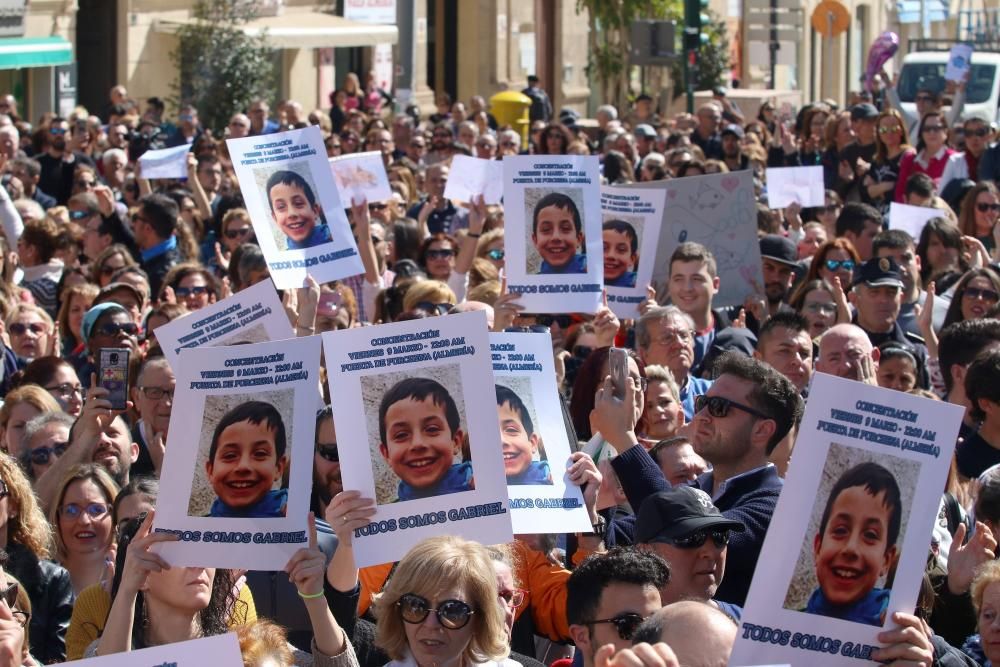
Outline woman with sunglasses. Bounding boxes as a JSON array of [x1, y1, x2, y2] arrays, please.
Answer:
[[19, 356, 83, 417], [211, 208, 255, 274], [48, 464, 118, 596], [0, 455, 72, 664], [789, 279, 840, 339], [803, 239, 862, 291], [0, 386, 59, 459], [864, 109, 914, 216], [958, 182, 1000, 254], [942, 267, 1000, 329], [894, 111, 963, 203], [0, 562, 37, 666], [4, 305, 54, 368], [89, 244, 136, 288], [160, 262, 219, 312], [56, 283, 97, 359]]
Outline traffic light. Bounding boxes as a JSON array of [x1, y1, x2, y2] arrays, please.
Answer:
[[683, 0, 710, 52]]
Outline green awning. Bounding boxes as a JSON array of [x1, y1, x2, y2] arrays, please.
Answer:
[[0, 37, 72, 70]]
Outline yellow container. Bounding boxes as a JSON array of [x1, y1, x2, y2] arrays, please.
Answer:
[[489, 90, 532, 149]]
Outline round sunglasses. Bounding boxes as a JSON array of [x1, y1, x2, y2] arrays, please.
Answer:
[[397, 593, 475, 629]]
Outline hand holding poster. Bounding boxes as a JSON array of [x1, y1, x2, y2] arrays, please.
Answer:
[[490, 331, 590, 533], [729, 373, 962, 666], [888, 202, 941, 239], [66, 633, 242, 665], [766, 166, 825, 208], [322, 310, 512, 567], [946, 43, 973, 82], [137, 144, 191, 180], [444, 155, 504, 204], [153, 279, 294, 371], [502, 155, 603, 313], [153, 336, 321, 570], [227, 125, 363, 289], [329, 150, 393, 204], [600, 186, 666, 319]]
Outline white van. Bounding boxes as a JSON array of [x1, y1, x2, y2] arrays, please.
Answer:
[[897, 46, 1000, 122]]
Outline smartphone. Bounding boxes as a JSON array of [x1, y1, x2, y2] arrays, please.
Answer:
[[97, 348, 130, 410], [609, 347, 628, 400], [317, 291, 343, 318]]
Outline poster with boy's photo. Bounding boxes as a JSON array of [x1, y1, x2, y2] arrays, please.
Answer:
[[322, 310, 512, 567], [152, 337, 321, 570], [227, 125, 363, 289], [490, 331, 591, 533], [66, 633, 243, 666], [153, 279, 294, 372], [729, 373, 963, 667], [600, 186, 666, 320], [502, 155, 603, 313]]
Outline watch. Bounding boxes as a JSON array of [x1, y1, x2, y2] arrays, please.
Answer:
[[590, 515, 607, 542]]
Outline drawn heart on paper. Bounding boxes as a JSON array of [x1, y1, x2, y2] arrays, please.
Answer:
[[739, 265, 756, 283], [720, 176, 740, 192]]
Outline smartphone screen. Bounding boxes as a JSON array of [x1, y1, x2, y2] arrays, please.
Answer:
[[609, 347, 628, 400], [98, 348, 130, 411]]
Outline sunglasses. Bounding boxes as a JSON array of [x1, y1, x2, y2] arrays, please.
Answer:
[[416, 301, 453, 316], [100, 264, 125, 276], [224, 227, 251, 240], [588, 613, 647, 641], [69, 209, 92, 221], [75, 180, 95, 189], [59, 502, 110, 520], [49, 127, 66, 135], [694, 394, 770, 420], [877, 126, 902, 135], [29, 442, 68, 465], [397, 593, 475, 629], [0, 479, 8, 499], [8, 322, 47, 336], [96, 322, 139, 337], [966, 128, 990, 137], [175, 285, 209, 298], [922, 124, 946, 133], [426, 248, 455, 260], [572, 344, 593, 359], [316, 444, 339, 463], [976, 202, 1000, 213], [667, 528, 731, 549], [825, 259, 855, 272], [535, 315, 573, 329], [963, 287, 1000, 302], [487, 248, 505, 261]]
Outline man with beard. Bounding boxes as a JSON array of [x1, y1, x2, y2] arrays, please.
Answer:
[[636, 306, 711, 420], [849, 257, 929, 388], [425, 122, 456, 166], [36, 118, 78, 205], [596, 352, 802, 605], [311, 406, 342, 516], [720, 125, 749, 172], [758, 235, 799, 318], [128, 356, 174, 478]]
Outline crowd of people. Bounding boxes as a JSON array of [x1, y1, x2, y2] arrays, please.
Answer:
[[0, 68, 993, 666]]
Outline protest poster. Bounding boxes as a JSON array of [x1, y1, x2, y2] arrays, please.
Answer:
[[601, 185, 666, 319], [137, 143, 191, 180], [329, 150, 393, 204], [888, 202, 940, 240], [152, 336, 321, 570], [766, 166, 826, 209], [730, 373, 962, 667], [153, 279, 294, 371], [490, 331, 590, 533], [502, 155, 603, 313], [946, 43, 973, 82], [635, 171, 764, 308], [65, 633, 242, 665], [322, 310, 512, 567], [227, 125, 362, 289], [444, 155, 504, 204]]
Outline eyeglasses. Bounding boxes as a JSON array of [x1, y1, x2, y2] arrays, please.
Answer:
[[805, 302, 837, 315], [96, 322, 139, 337], [397, 593, 475, 629], [0, 583, 26, 628], [426, 248, 455, 260], [316, 444, 339, 463], [415, 301, 453, 316], [666, 528, 731, 549], [138, 386, 174, 400], [587, 613, 647, 641], [29, 442, 68, 465], [694, 394, 770, 420], [8, 322, 47, 336], [368, 203, 387, 212], [44, 382, 82, 398], [498, 588, 526, 607], [175, 285, 209, 298], [966, 128, 990, 137], [976, 202, 1000, 213], [963, 287, 1000, 302], [224, 227, 252, 240], [825, 259, 855, 272], [877, 126, 902, 135], [653, 328, 693, 344], [59, 502, 111, 520], [487, 248, 505, 261], [922, 125, 946, 133]]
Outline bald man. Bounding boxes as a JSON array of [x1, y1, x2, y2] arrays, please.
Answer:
[[815, 323, 879, 384], [228, 113, 251, 139], [632, 601, 737, 667]]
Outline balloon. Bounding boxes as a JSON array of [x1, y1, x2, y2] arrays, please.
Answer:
[[865, 31, 899, 92]]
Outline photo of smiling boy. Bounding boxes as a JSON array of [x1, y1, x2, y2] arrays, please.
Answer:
[[378, 377, 474, 502], [265, 169, 332, 250], [495, 384, 552, 486], [204, 400, 290, 518], [530, 192, 587, 274], [602, 219, 639, 288], [803, 461, 901, 626]]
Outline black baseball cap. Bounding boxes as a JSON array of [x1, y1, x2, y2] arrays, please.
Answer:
[[637, 488, 745, 543], [759, 234, 798, 267], [850, 103, 879, 121], [852, 256, 904, 289]]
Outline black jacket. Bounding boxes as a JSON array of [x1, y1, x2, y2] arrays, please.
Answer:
[[140, 244, 181, 300], [7, 543, 73, 664]]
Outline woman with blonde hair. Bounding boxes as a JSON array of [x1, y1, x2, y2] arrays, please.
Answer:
[[402, 280, 457, 315], [864, 109, 914, 216], [373, 535, 513, 667], [5, 304, 54, 365], [0, 386, 60, 458], [57, 282, 98, 358], [48, 464, 118, 595], [0, 455, 72, 663]]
